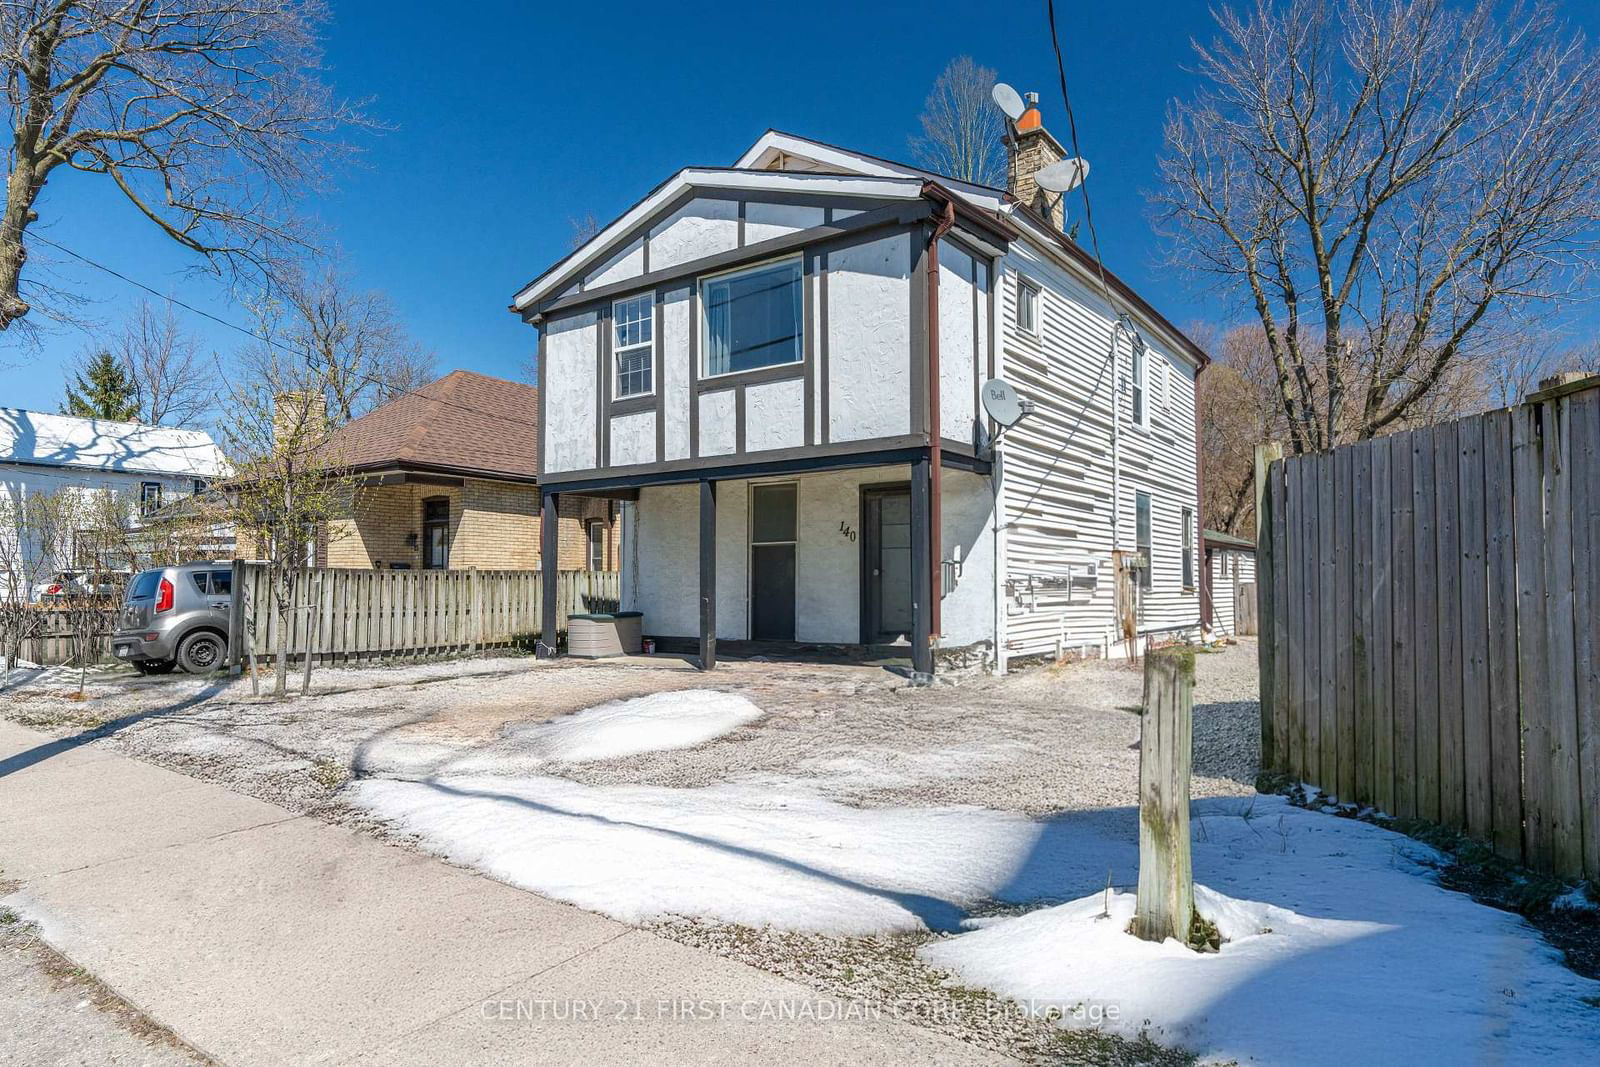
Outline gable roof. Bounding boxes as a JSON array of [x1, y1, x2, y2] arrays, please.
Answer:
[[323, 370, 540, 482], [510, 168, 926, 311], [0, 408, 229, 478]]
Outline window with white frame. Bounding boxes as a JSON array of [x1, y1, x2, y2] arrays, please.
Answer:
[[1135, 490, 1153, 590], [1016, 276, 1040, 335], [1131, 339, 1149, 428], [702, 258, 803, 377], [587, 520, 606, 571], [1182, 505, 1194, 591], [140, 481, 162, 515], [613, 294, 653, 398]]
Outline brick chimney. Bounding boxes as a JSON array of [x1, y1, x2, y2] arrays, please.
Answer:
[[272, 390, 328, 449], [1007, 91, 1068, 232]]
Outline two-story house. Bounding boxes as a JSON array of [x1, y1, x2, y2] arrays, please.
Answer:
[[512, 99, 1207, 676]]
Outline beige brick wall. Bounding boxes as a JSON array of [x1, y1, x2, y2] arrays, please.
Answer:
[[317, 478, 617, 572]]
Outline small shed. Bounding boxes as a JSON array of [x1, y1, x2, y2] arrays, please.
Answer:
[[1204, 529, 1257, 636]]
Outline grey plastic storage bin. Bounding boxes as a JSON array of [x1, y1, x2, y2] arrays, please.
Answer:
[[567, 612, 644, 658]]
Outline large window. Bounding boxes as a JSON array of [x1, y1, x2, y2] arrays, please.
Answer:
[[422, 497, 450, 570], [702, 258, 802, 377], [1136, 491, 1153, 590], [613, 294, 653, 398]]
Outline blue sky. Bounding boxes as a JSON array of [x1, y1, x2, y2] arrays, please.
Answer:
[[6, 0, 1599, 416]]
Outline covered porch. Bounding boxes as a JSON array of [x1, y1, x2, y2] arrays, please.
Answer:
[[537, 450, 995, 677]]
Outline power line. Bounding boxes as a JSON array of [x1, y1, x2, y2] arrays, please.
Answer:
[[28, 232, 542, 432], [1006, 0, 1139, 524]]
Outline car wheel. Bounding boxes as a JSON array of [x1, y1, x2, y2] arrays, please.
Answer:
[[176, 632, 225, 675], [132, 659, 177, 675]]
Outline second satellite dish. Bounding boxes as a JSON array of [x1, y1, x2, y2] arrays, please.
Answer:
[[982, 378, 1027, 427], [991, 82, 1025, 122], [1035, 157, 1091, 194]]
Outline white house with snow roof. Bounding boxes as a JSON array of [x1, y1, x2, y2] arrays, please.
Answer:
[[511, 99, 1208, 676], [0, 407, 230, 594]]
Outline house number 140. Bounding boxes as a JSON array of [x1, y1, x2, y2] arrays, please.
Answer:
[[839, 521, 857, 542]]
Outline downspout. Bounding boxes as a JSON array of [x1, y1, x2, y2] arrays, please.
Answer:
[[925, 188, 957, 649], [1194, 360, 1209, 635]]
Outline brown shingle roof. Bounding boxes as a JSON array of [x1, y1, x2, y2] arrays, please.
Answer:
[[324, 370, 539, 481]]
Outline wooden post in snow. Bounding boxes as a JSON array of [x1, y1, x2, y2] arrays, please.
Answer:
[[1134, 645, 1196, 944]]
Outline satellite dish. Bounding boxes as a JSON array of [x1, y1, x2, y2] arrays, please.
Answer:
[[991, 82, 1025, 122], [1035, 157, 1091, 194], [982, 378, 1028, 428]]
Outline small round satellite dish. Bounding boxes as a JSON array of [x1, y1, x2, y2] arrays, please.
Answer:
[[1035, 157, 1091, 194], [982, 378, 1027, 427], [991, 82, 1025, 122]]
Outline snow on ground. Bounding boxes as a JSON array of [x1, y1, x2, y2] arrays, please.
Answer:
[[921, 798, 1600, 1066], [348, 774, 1048, 934], [507, 689, 762, 762]]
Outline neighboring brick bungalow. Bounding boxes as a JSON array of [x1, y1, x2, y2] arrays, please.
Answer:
[[314, 370, 617, 572]]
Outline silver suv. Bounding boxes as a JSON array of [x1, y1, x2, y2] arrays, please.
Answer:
[[113, 563, 233, 674]]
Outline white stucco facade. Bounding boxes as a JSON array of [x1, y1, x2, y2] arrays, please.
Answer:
[[620, 466, 995, 652]]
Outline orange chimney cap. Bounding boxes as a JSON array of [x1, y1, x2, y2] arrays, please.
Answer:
[[1016, 91, 1042, 131]]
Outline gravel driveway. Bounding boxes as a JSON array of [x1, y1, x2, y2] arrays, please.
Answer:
[[1, 640, 1260, 1065]]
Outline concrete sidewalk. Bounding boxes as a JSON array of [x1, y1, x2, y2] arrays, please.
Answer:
[[0, 720, 1003, 1066]]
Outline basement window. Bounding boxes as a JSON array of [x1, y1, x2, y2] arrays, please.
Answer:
[[613, 294, 654, 398], [702, 257, 803, 377]]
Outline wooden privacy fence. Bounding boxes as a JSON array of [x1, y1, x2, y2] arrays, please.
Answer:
[[230, 565, 620, 667], [1256, 377, 1600, 881], [4, 606, 117, 666]]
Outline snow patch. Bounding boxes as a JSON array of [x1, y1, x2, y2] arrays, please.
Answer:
[[348, 774, 1044, 934], [510, 689, 762, 763], [922, 800, 1600, 1066]]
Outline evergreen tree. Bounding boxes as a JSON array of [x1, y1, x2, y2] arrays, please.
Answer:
[[62, 351, 140, 421]]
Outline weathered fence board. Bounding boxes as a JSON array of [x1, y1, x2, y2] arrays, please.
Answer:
[[1259, 378, 1600, 880]]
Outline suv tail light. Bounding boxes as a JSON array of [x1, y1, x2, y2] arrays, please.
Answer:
[[45, 584, 61, 594], [155, 577, 174, 614]]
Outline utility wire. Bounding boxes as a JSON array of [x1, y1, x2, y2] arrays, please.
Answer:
[[28, 232, 542, 432], [1005, 0, 1140, 526]]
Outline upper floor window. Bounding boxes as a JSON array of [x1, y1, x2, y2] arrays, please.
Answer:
[[1017, 276, 1040, 336], [613, 295, 654, 398], [1131, 339, 1149, 428], [702, 257, 802, 377]]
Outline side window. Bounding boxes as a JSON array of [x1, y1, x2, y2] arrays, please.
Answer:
[[1016, 276, 1040, 336], [1135, 491, 1153, 591], [210, 570, 232, 596], [191, 572, 210, 594], [1182, 506, 1194, 591], [1132, 341, 1148, 428], [140, 481, 162, 515], [587, 521, 606, 571]]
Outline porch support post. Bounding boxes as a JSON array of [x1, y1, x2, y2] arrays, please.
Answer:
[[538, 489, 559, 658], [910, 454, 934, 681], [698, 478, 717, 671]]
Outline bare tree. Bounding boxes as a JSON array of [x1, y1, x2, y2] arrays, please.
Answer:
[[219, 366, 349, 696], [1155, 0, 1600, 453], [0, 1, 371, 333], [910, 56, 1006, 188], [0, 482, 80, 669], [115, 299, 212, 426], [238, 260, 435, 424]]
